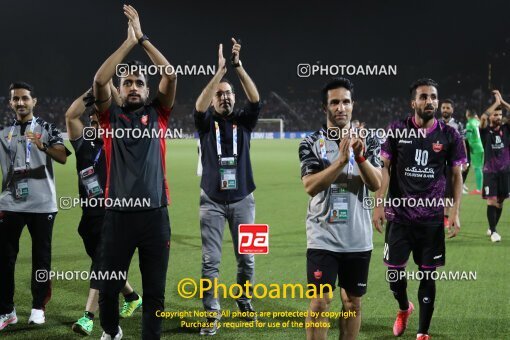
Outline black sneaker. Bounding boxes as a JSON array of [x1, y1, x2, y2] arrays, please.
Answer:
[[236, 301, 257, 321], [199, 318, 220, 336]]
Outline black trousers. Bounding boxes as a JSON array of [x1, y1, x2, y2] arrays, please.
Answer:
[[99, 207, 170, 340], [78, 212, 105, 290], [0, 211, 56, 314]]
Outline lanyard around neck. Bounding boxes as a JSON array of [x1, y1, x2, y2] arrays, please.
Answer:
[[93, 147, 102, 167], [215, 121, 237, 159], [7, 118, 37, 167]]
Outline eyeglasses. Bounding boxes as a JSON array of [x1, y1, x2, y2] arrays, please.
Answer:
[[215, 90, 233, 98]]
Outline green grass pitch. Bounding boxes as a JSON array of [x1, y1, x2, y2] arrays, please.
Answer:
[[1, 139, 509, 339]]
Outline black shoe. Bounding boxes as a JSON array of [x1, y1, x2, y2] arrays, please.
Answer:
[[199, 318, 220, 336], [236, 301, 257, 321]]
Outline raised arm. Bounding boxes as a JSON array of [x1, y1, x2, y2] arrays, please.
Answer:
[[65, 88, 90, 140], [124, 5, 177, 109], [231, 38, 259, 103], [195, 44, 227, 112], [93, 20, 137, 113], [480, 113, 489, 129], [493, 89, 510, 113], [482, 90, 502, 121], [110, 79, 122, 106]]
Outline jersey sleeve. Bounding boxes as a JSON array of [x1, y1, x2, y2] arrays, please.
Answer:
[[70, 136, 84, 153], [365, 133, 382, 168], [235, 102, 261, 131], [98, 102, 119, 128], [381, 121, 398, 161], [458, 122, 466, 139], [46, 121, 64, 146], [45, 121, 72, 156], [448, 128, 467, 167], [465, 123, 473, 141], [193, 107, 212, 134], [153, 98, 172, 121], [299, 136, 322, 178], [479, 127, 489, 144]]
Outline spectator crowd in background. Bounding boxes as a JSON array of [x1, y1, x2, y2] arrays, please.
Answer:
[[0, 90, 505, 134]]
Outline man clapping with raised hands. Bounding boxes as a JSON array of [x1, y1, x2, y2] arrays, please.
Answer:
[[194, 39, 260, 336], [92, 5, 176, 340]]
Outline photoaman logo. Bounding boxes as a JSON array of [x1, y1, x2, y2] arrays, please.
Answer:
[[238, 224, 269, 254]]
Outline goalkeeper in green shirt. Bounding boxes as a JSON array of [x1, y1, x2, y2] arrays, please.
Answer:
[[465, 110, 484, 193]]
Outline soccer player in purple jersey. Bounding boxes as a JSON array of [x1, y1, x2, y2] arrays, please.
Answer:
[[479, 90, 510, 242], [372, 79, 466, 340]]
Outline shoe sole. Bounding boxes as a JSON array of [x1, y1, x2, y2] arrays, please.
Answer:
[[0, 317, 18, 330], [200, 331, 217, 336], [200, 323, 219, 336], [28, 321, 45, 325], [72, 323, 92, 336]]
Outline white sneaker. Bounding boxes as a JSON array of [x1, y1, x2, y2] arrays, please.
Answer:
[[487, 228, 492, 236], [0, 308, 18, 330], [28, 309, 45, 325], [101, 326, 123, 339], [491, 232, 502, 242], [462, 188, 468, 194]]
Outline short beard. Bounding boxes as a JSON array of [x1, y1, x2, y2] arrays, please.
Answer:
[[124, 100, 145, 111], [417, 108, 435, 122], [442, 113, 451, 120], [491, 119, 502, 127]]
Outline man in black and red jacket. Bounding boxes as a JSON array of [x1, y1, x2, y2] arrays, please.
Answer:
[[92, 5, 176, 340]]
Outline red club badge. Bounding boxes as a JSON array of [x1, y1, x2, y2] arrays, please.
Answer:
[[141, 115, 148, 126], [432, 141, 443, 153], [314, 270, 322, 280]]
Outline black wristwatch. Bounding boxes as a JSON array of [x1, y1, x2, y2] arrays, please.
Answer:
[[232, 60, 242, 68], [40, 143, 48, 152], [138, 34, 149, 45]]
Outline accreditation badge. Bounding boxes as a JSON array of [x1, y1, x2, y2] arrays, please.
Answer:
[[80, 166, 103, 198], [328, 183, 349, 223], [219, 157, 237, 190], [13, 167, 29, 200]]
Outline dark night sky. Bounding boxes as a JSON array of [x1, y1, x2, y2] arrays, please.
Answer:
[[1, 0, 510, 102]]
